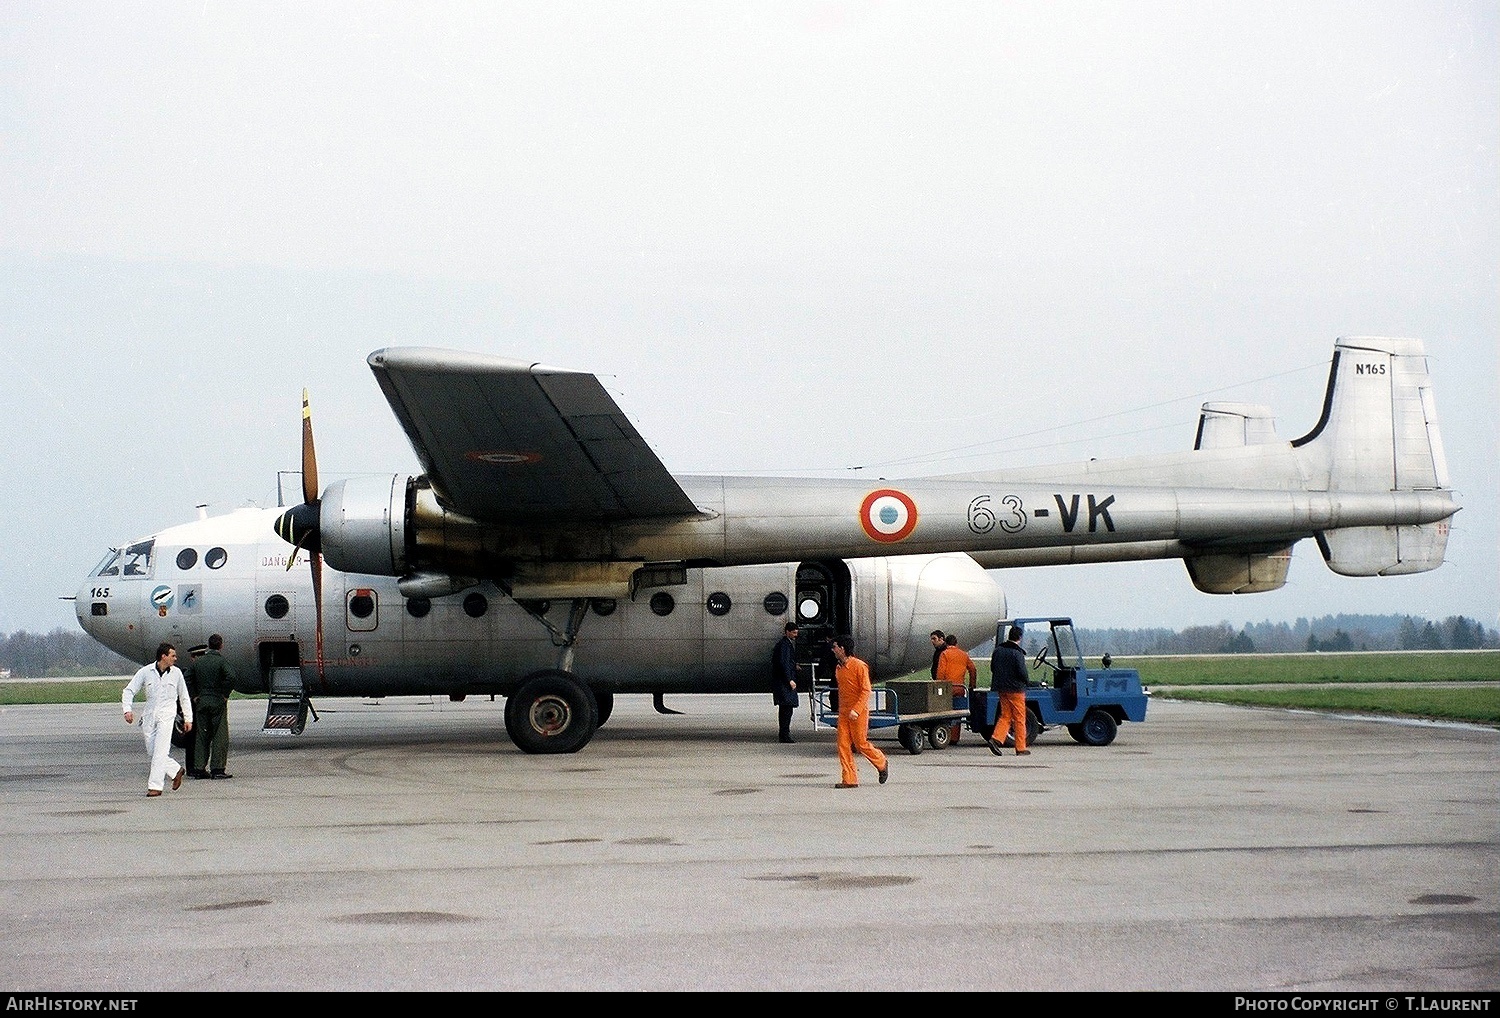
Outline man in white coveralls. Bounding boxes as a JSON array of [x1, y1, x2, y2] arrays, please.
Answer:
[[122, 641, 194, 797]]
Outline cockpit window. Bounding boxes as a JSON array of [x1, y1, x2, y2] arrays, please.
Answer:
[[121, 540, 155, 577], [92, 549, 122, 577]]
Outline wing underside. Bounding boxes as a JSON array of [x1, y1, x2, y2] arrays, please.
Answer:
[[367, 348, 700, 523]]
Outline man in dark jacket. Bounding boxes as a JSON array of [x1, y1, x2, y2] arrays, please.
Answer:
[[190, 633, 238, 778], [988, 625, 1031, 757], [770, 622, 801, 743], [929, 630, 946, 679]]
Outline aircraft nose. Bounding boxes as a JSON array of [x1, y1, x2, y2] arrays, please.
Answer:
[[274, 501, 321, 554]]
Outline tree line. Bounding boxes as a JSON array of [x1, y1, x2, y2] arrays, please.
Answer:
[[1078, 614, 1500, 656], [1, 612, 1496, 678], [0, 628, 138, 678]]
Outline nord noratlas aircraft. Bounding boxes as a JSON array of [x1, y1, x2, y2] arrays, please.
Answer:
[[74, 336, 1459, 754]]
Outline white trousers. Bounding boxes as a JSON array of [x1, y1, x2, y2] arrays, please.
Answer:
[[142, 709, 182, 792]]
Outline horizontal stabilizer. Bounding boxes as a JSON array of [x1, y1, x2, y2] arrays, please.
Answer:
[[1317, 521, 1451, 577]]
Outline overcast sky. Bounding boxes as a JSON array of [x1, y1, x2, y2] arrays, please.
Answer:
[[2, 1, 1495, 637]]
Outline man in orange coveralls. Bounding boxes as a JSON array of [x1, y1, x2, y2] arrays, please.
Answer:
[[936, 633, 977, 744], [831, 635, 889, 789]]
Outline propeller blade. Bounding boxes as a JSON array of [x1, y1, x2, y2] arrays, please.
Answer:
[[300, 388, 319, 506]]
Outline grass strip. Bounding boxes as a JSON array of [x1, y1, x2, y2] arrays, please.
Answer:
[[1156, 684, 1500, 726]]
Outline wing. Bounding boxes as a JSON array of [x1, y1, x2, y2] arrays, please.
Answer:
[[367, 348, 700, 523]]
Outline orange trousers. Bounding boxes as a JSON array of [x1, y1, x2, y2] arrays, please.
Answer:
[[837, 709, 888, 785], [993, 690, 1028, 752]]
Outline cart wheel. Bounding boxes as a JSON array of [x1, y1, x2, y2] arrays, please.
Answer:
[[929, 723, 951, 749], [1026, 709, 1041, 747], [898, 724, 925, 755]]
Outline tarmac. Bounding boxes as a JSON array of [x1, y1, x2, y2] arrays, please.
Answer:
[[0, 691, 1495, 992]]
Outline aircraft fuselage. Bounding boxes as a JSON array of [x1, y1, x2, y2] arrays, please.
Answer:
[[78, 506, 1006, 700]]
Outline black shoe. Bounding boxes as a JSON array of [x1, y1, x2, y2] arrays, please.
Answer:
[[988, 739, 1005, 756], [189, 770, 210, 780], [211, 771, 233, 779], [878, 766, 889, 785], [778, 735, 796, 744]]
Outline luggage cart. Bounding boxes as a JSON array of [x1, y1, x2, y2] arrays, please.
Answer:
[[811, 683, 971, 755]]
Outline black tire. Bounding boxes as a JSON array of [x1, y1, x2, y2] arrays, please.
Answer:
[[504, 670, 599, 754], [898, 724, 925, 755], [929, 723, 952, 749], [1079, 708, 1118, 747], [1067, 723, 1089, 745], [594, 690, 614, 728], [1026, 709, 1041, 746]]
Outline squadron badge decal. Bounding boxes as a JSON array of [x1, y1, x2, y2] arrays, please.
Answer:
[[150, 585, 174, 617], [859, 488, 918, 543]]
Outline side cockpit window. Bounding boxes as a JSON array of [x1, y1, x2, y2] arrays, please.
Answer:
[[122, 540, 155, 577], [92, 549, 121, 577]]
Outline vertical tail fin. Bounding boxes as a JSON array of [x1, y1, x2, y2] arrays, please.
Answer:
[[1294, 337, 1452, 575]]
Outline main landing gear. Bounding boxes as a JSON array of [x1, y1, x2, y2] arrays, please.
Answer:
[[505, 597, 601, 755]]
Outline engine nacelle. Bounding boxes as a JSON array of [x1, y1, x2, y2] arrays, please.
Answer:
[[319, 474, 410, 577], [316, 474, 623, 592], [1184, 545, 1293, 593], [867, 553, 1006, 672]]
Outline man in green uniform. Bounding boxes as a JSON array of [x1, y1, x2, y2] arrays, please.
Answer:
[[190, 633, 238, 779]]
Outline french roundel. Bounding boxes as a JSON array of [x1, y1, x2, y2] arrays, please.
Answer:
[[859, 488, 918, 543]]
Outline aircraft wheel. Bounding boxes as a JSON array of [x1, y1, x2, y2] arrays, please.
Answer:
[[594, 690, 614, 728], [898, 724, 925, 755], [505, 670, 599, 754], [928, 723, 951, 749], [1079, 708, 1118, 747]]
